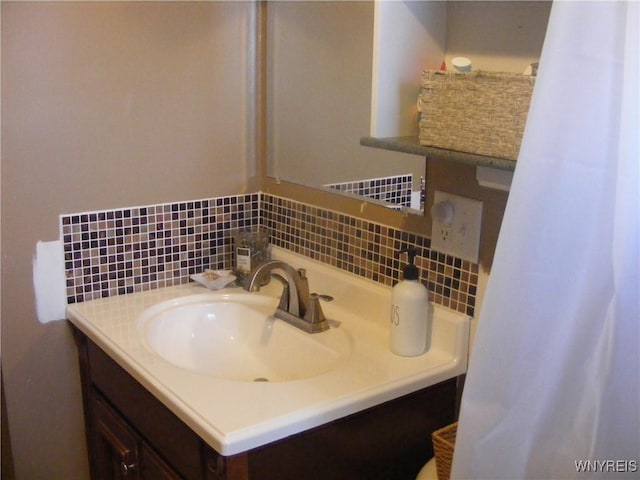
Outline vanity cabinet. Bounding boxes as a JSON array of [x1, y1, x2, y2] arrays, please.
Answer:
[[72, 325, 457, 480]]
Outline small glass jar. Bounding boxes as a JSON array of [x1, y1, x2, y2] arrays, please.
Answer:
[[232, 227, 271, 286]]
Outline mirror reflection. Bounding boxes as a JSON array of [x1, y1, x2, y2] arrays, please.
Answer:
[[266, 1, 426, 213]]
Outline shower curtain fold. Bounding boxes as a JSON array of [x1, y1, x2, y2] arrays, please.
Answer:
[[451, 2, 639, 479]]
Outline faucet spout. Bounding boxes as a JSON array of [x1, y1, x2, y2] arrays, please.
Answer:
[[245, 260, 308, 317], [244, 260, 329, 333]]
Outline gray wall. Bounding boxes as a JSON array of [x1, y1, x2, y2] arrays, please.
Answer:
[[1, 3, 253, 478]]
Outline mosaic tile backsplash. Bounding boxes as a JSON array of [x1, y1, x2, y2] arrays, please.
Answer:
[[62, 194, 260, 303], [324, 174, 413, 208], [61, 193, 478, 315]]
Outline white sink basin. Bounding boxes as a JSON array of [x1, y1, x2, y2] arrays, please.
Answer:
[[136, 293, 352, 382]]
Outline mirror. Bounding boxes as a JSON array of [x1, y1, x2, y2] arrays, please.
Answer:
[[266, 1, 426, 214]]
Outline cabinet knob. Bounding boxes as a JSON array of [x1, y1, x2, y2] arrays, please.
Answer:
[[120, 461, 137, 476]]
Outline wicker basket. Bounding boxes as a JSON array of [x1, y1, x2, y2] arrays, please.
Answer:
[[419, 70, 535, 160], [431, 422, 458, 480]]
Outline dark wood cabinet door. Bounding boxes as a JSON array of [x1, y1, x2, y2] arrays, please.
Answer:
[[92, 393, 182, 480], [91, 394, 141, 480], [140, 443, 182, 480]]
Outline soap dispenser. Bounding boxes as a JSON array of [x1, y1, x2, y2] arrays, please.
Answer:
[[390, 247, 433, 356]]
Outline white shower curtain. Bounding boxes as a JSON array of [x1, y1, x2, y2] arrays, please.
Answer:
[[452, 2, 639, 479]]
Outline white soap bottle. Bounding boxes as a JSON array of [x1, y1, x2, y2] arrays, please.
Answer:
[[390, 247, 433, 356]]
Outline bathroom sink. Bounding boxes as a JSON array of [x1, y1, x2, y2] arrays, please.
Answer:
[[68, 247, 471, 455], [136, 293, 352, 382]]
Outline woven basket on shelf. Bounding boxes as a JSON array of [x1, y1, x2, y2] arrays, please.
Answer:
[[418, 70, 535, 161], [431, 422, 458, 480]]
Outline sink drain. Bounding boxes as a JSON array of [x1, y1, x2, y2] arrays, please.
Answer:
[[253, 377, 269, 382]]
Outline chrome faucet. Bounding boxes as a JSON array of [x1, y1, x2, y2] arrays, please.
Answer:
[[244, 260, 330, 333]]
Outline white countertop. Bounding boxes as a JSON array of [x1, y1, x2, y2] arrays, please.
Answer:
[[66, 248, 470, 455]]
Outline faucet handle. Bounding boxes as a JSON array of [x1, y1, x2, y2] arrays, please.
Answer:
[[303, 293, 331, 332], [312, 293, 333, 302]]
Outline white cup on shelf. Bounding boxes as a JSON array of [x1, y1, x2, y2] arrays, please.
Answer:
[[452, 56, 472, 72]]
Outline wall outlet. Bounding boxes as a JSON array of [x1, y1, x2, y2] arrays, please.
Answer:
[[430, 191, 483, 263]]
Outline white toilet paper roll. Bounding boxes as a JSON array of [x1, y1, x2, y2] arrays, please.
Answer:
[[33, 240, 67, 323]]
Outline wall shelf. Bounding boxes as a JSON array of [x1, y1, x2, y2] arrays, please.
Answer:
[[360, 136, 517, 172]]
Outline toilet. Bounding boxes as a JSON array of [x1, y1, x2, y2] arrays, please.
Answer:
[[416, 457, 438, 480]]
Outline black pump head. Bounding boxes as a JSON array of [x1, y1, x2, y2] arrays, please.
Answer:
[[398, 246, 419, 280]]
